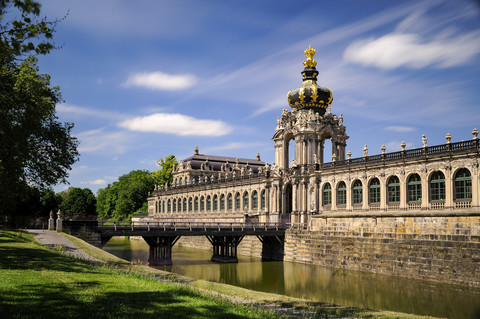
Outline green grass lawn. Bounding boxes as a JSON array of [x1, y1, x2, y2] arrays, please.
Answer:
[[0, 230, 278, 319]]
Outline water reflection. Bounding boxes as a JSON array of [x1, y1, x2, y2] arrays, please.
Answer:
[[104, 237, 480, 319]]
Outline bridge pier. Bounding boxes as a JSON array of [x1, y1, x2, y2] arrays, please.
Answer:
[[206, 236, 244, 263], [143, 236, 180, 266], [257, 235, 285, 261]]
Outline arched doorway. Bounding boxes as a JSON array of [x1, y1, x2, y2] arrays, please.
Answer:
[[284, 184, 293, 225]]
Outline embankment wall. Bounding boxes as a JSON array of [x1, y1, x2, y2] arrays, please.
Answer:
[[285, 213, 480, 287], [177, 213, 480, 287]]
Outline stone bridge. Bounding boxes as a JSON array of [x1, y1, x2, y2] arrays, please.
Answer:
[[62, 220, 286, 265]]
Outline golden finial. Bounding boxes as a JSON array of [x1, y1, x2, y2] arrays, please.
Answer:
[[256, 152, 261, 161], [303, 45, 317, 68], [194, 145, 199, 155]]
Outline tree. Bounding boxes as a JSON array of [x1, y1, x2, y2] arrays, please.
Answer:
[[0, 0, 57, 63], [39, 188, 61, 218], [60, 187, 96, 219], [96, 170, 155, 221], [152, 155, 178, 187], [0, 1, 78, 219]]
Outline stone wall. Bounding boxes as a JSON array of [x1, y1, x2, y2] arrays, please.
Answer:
[[62, 220, 104, 248], [285, 213, 480, 287]]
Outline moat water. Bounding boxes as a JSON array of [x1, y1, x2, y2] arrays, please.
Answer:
[[104, 237, 480, 319]]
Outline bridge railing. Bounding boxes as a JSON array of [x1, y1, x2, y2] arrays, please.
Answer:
[[97, 221, 286, 232]]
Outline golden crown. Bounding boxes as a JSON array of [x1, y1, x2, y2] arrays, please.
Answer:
[[303, 45, 317, 68]]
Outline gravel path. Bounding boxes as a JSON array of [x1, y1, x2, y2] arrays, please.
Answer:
[[27, 229, 101, 263]]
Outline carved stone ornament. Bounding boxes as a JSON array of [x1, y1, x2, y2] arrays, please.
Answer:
[[473, 128, 479, 140], [445, 133, 452, 144], [422, 135, 428, 148]]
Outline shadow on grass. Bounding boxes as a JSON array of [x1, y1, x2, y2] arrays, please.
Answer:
[[0, 281, 261, 319], [0, 232, 99, 274]]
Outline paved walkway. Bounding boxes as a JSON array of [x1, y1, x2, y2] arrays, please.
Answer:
[[27, 229, 101, 263]]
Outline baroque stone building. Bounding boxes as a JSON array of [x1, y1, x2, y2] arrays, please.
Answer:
[[146, 47, 480, 286], [148, 46, 479, 225]]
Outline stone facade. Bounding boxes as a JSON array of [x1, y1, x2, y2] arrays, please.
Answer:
[[145, 47, 480, 286]]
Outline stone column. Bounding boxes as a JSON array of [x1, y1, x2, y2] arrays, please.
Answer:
[[445, 167, 453, 209], [314, 180, 319, 212], [48, 211, 55, 230], [274, 141, 284, 171], [380, 178, 387, 211], [319, 139, 324, 164], [56, 210, 62, 232], [331, 138, 337, 161], [362, 180, 368, 210], [346, 179, 352, 212], [472, 164, 479, 208], [292, 183, 297, 213], [338, 142, 346, 161], [421, 172, 429, 210], [265, 187, 270, 222], [332, 181, 337, 212], [400, 177, 407, 210], [303, 182, 308, 224]]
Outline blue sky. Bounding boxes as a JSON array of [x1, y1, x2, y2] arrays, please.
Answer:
[[32, 0, 480, 194]]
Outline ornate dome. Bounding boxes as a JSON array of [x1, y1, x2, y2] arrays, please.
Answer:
[[287, 46, 333, 115]]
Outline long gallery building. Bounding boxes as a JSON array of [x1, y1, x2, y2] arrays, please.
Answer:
[[147, 47, 480, 287]]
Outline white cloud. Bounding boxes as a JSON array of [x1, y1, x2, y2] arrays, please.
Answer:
[[118, 113, 233, 136], [343, 31, 480, 69], [77, 128, 131, 154], [81, 179, 107, 185], [123, 71, 197, 91], [385, 140, 415, 152], [57, 103, 125, 120], [385, 125, 416, 133], [202, 142, 266, 153]]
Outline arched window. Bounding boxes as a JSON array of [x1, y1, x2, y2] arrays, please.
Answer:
[[162, 201, 165, 213], [227, 193, 233, 211], [369, 178, 381, 204], [387, 176, 400, 203], [188, 197, 193, 212], [430, 171, 445, 201], [193, 176, 199, 184], [183, 198, 187, 212], [252, 191, 258, 210], [352, 180, 362, 205], [454, 168, 472, 200], [179, 178, 182, 186], [200, 196, 205, 211], [322, 183, 332, 206], [155, 201, 158, 213], [220, 194, 225, 211], [167, 199, 171, 213], [213, 195, 218, 211], [407, 174, 422, 202], [206, 196, 211, 211], [337, 181, 346, 206], [235, 193, 241, 210], [194, 197, 199, 212], [243, 192, 249, 211], [261, 190, 266, 210], [173, 199, 176, 213]]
